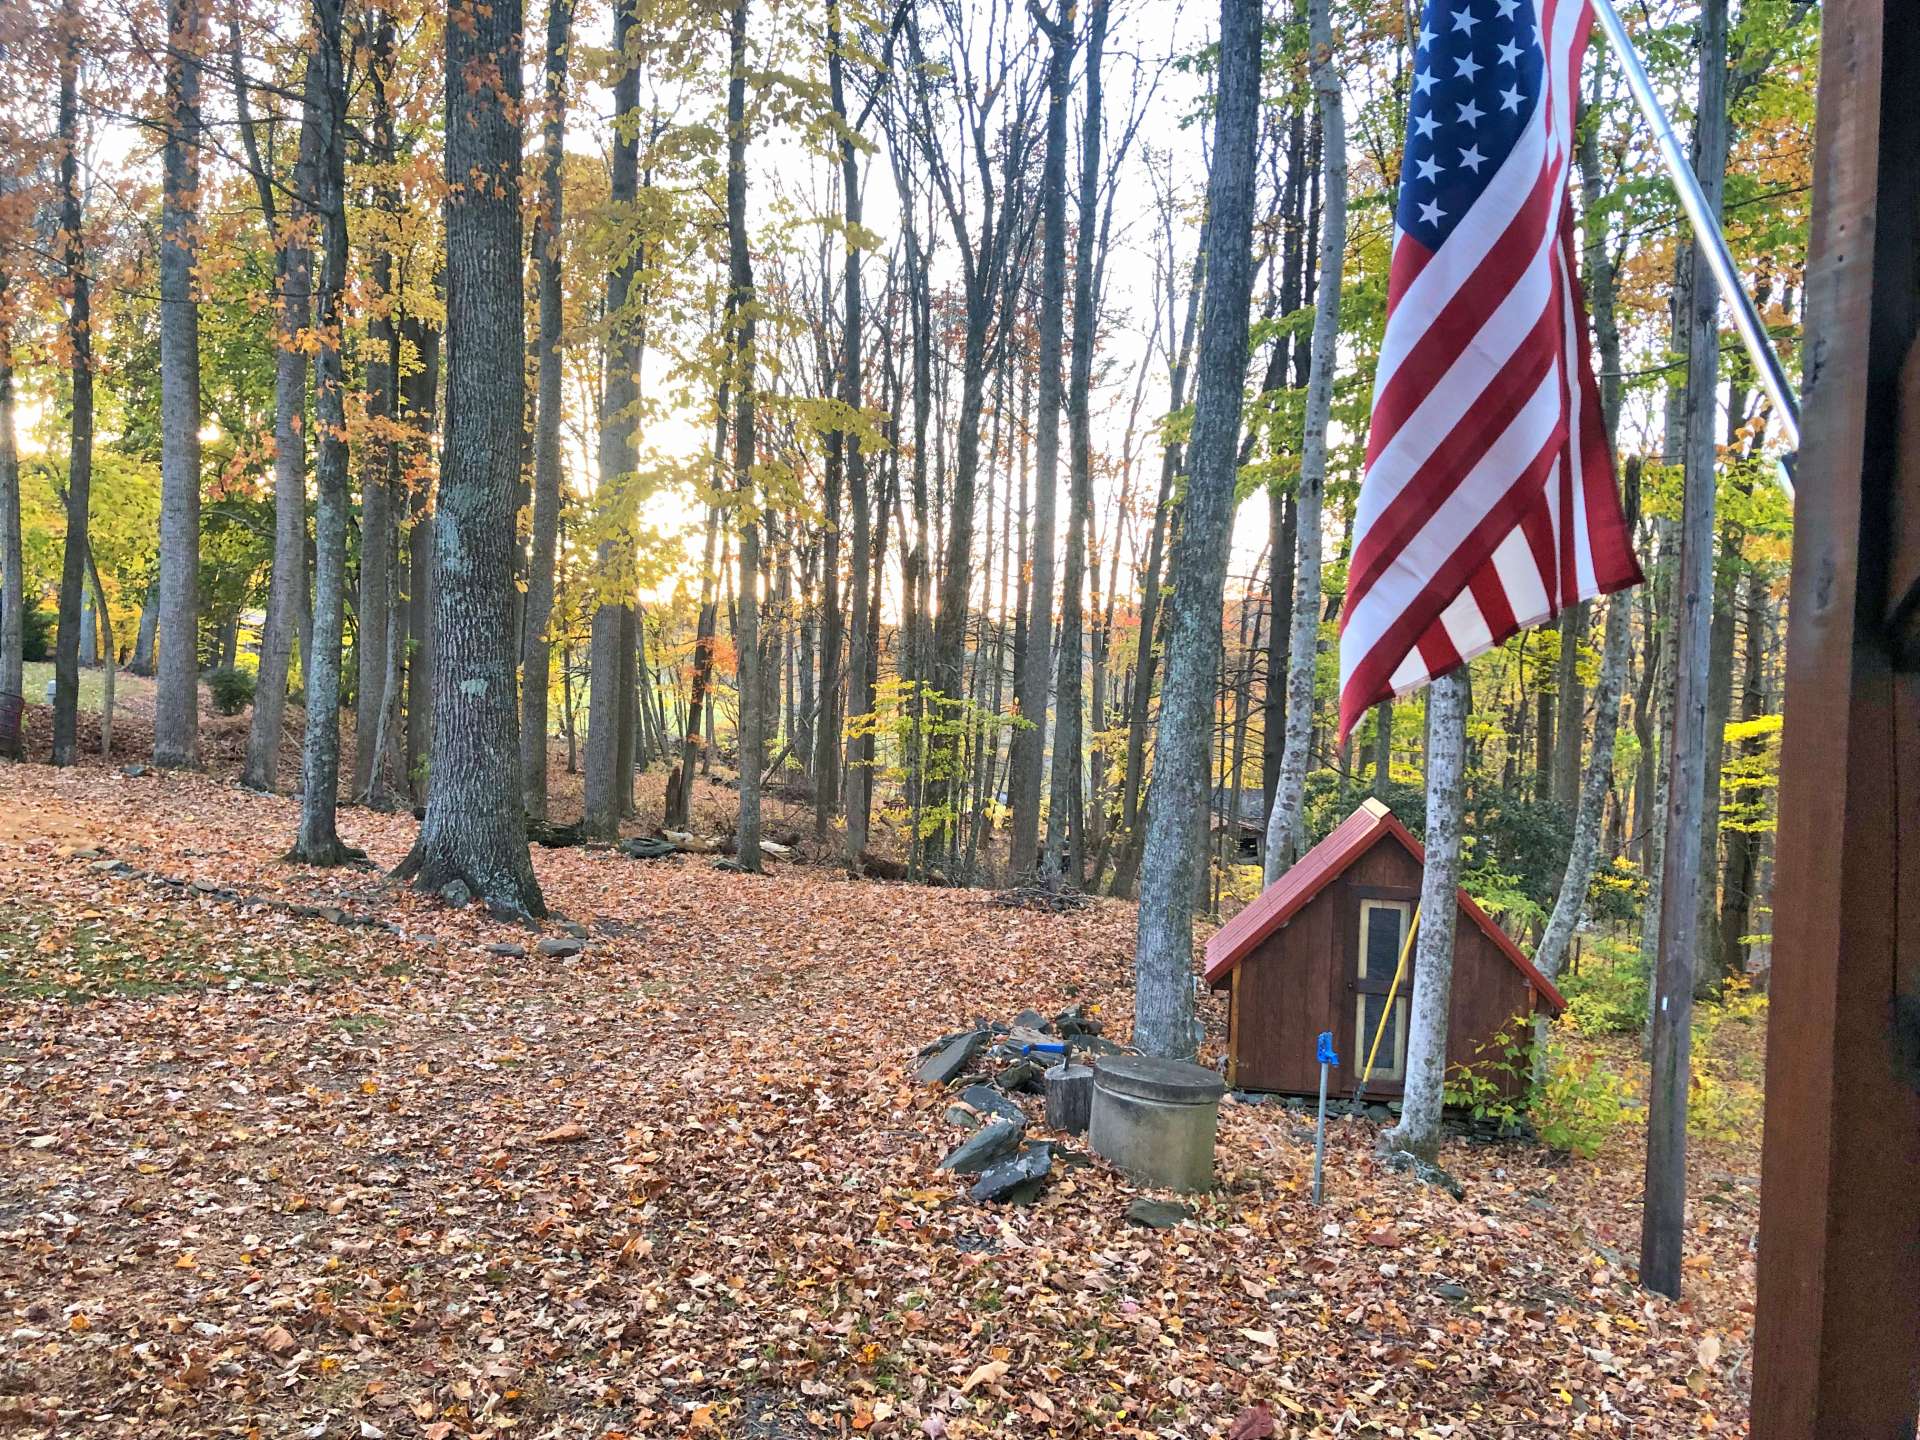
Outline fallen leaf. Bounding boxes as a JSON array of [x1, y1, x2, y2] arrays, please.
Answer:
[[535, 1120, 590, 1144], [961, 1359, 1009, 1394], [1226, 1403, 1275, 1440]]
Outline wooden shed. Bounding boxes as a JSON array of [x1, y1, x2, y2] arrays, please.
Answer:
[[1204, 798, 1565, 1101]]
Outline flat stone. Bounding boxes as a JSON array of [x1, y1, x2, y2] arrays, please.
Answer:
[[1124, 1198, 1192, 1230], [1434, 1282, 1468, 1301], [958, 1084, 1026, 1126], [484, 943, 527, 958], [968, 1142, 1053, 1204], [438, 879, 473, 909], [559, 921, 590, 940], [537, 936, 585, 958], [995, 1058, 1046, 1093], [937, 1119, 1025, 1174], [916, 1031, 985, 1087]]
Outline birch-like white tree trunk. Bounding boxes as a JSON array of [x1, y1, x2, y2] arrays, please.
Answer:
[[1535, 585, 1633, 983], [1263, 0, 1347, 884], [1382, 665, 1469, 1163]]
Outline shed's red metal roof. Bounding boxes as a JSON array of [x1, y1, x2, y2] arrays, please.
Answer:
[[1201, 798, 1566, 1013]]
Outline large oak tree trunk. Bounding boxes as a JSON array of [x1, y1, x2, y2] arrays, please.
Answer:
[[394, 0, 542, 915]]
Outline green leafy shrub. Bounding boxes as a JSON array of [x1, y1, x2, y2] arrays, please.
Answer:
[[1446, 1022, 1627, 1159], [1530, 1036, 1627, 1158], [1558, 936, 1648, 1036], [206, 665, 256, 717]]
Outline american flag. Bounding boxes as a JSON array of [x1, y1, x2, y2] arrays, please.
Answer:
[[1336, 0, 1643, 742]]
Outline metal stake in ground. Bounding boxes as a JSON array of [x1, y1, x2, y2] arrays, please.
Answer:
[[1313, 1030, 1338, 1205]]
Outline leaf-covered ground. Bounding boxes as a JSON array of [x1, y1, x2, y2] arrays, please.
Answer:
[[0, 764, 1761, 1437]]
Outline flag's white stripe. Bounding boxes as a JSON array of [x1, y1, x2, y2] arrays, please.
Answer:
[[1369, 102, 1554, 403], [1356, 219, 1563, 541], [1558, 241, 1599, 597], [1389, 647, 1430, 694], [1369, 0, 1584, 407], [1493, 509, 1553, 621], [1343, 366, 1563, 676], [1440, 585, 1493, 659]]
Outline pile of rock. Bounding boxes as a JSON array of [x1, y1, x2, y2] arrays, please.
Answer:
[[915, 1004, 1134, 1206]]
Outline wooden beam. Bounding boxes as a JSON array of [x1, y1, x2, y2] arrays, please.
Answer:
[[1751, 0, 1920, 1432]]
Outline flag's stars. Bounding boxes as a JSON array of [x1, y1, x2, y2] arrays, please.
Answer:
[[1493, 0, 1519, 17], [1454, 51, 1483, 81], [1457, 97, 1484, 126], [1414, 67, 1437, 96], [1458, 142, 1487, 172], [1498, 83, 1525, 113], [1418, 21, 1435, 48], [1418, 198, 1447, 226], [1497, 37, 1522, 65], [1413, 111, 1439, 140], [1415, 152, 1443, 182], [1451, 5, 1480, 33]]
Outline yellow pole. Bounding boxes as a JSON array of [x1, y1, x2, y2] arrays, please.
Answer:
[[1358, 903, 1421, 1094]]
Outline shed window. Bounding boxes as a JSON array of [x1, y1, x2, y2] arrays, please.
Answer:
[[1359, 900, 1409, 984], [1355, 900, 1411, 1083]]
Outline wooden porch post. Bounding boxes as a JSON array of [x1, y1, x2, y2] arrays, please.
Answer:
[[1750, 0, 1920, 1432]]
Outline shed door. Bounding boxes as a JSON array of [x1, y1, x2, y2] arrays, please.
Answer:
[[1351, 898, 1412, 1084]]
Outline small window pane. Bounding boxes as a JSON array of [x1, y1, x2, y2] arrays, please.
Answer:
[[1360, 902, 1406, 984]]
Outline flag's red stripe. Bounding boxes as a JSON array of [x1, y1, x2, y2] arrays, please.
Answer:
[[1338, 424, 1565, 740], [1346, 300, 1563, 616], [1365, 158, 1566, 469]]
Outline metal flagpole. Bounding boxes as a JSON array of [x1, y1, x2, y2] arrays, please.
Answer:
[[1588, 0, 1800, 494]]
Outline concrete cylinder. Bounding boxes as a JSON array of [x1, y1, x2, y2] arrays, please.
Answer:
[[1089, 1055, 1226, 1193]]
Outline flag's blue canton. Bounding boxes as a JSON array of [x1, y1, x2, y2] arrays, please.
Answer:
[[1395, 0, 1547, 247]]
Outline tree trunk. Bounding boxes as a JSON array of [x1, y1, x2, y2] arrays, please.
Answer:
[[403, 316, 439, 807], [1264, 0, 1348, 881], [1009, 9, 1070, 876], [154, 0, 204, 769], [356, 14, 405, 811], [0, 264, 23, 757], [239, 8, 320, 793], [583, 0, 639, 841], [1716, 568, 1766, 985], [394, 0, 543, 915], [1381, 666, 1469, 1163], [1643, 0, 1727, 1301], [52, 13, 91, 770], [1046, 0, 1110, 884], [85, 544, 114, 757], [1109, 212, 1205, 899], [514, 0, 564, 821], [1132, 0, 1261, 1058], [726, 0, 763, 872], [289, 0, 356, 865], [1535, 584, 1633, 982]]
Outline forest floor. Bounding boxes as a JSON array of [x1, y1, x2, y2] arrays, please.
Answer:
[[0, 743, 1764, 1438]]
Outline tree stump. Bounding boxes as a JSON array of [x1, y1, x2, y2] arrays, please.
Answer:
[[1044, 1063, 1094, 1135]]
